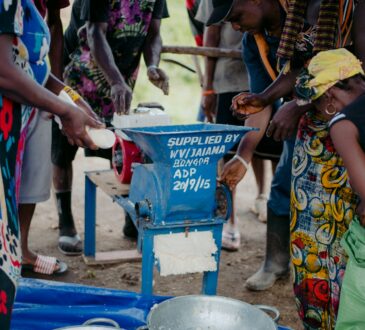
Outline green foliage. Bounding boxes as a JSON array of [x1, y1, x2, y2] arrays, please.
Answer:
[[133, 1, 202, 123]]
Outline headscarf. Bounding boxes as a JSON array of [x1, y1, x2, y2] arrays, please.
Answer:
[[295, 48, 364, 102]]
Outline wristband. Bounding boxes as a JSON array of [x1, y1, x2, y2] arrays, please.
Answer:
[[62, 86, 81, 103], [233, 154, 249, 170], [147, 65, 159, 71], [202, 89, 216, 96]]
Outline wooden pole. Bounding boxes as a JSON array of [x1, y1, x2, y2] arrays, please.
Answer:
[[162, 45, 241, 59]]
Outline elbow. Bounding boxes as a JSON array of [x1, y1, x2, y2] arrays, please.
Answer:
[[86, 24, 102, 53], [47, 17, 62, 31], [86, 27, 96, 52]]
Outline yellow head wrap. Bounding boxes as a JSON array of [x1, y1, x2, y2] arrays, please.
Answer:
[[295, 48, 364, 102]]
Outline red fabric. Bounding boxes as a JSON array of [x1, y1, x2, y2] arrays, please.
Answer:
[[186, 0, 195, 10], [195, 34, 203, 47]]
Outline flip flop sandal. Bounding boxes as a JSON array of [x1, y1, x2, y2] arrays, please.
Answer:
[[222, 228, 241, 252], [22, 255, 68, 275], [58, 234, 83, 256]]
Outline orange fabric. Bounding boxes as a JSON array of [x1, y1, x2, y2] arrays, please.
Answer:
[[253, 34, 278, 81]]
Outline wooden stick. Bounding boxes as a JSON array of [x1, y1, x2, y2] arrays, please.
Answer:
[[162, 45, 241, 59]]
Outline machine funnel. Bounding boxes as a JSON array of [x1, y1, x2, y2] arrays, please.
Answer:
[[122, 123, 256, 165]]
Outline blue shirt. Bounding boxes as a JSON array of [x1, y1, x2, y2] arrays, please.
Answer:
[[242, 32, 280, 94], [0, 0, 50, 86], [241, 32, 283, 160]]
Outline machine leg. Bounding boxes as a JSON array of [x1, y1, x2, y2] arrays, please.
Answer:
[[84, 175, 97, 257], [141, 231, 154, 295], [202, 225, 223, 295]]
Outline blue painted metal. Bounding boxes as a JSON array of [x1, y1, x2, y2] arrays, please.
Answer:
[[13, 278, 293, 330], [84, 175, 97, 257], [87, 123, 256, 295], [141, 230, 154, 295], [122, 124, 255, 225], [116, 123, 256, 295], [202, 223, 223, 295]]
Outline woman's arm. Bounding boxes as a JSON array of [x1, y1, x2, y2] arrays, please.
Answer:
[[86, 22, 132, 113], [0, 34, 101, 148], [0, 35, 68, 114], [45, 73, 100, 122], [330, 120, 365, 201]]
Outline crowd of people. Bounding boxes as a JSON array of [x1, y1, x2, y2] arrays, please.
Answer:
[[1, 0, 365, 329]]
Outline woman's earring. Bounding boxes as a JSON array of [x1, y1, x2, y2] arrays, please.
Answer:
[[325, 102, 337, 115]]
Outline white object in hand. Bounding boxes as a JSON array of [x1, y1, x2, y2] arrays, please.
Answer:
[[87, 128, 115, 149], [111, 107, 171, 129], [57, 90, 116, 149]]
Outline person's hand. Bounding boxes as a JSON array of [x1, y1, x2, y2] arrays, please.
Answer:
[[357, 200, 365, 227], [219, 157, 248, 191], [59, 104, 104, 150], [147, 66, 169, 95], [266, 101, 302, 141], [202, 94, 217, 123], [231, 92, 267, 117], [75, 97, 101, 123], [111, 82, 132, 114]]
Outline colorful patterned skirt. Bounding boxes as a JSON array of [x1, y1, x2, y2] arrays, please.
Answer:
[[290, 111, 358, 329], [0, 97, 31, 329]]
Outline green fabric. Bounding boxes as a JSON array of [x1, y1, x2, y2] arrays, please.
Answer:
[[336, 218, 365, 330], [341, 217, 365, 267]]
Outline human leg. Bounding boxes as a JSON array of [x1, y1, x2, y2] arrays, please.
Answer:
[[51, 121, 81, 255], [221, 189, 241, 251], [18, 113, 59, 266], [216, 92, 243, 251], [245, 136, 295, 290], [251, 156, 268, 222], [18, 203, 36, 264], [245, 207, 290, 290]]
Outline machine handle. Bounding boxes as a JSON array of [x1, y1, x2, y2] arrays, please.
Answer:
[[83, 318, 120, 328], [135, 199, 151, 219], [254, 305, 280, 323]]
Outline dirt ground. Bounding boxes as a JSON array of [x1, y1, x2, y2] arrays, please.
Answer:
[[22, 151, 302, 329]]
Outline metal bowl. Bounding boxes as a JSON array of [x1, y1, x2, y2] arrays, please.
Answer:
[[143, 295, 279, 330], [54, 318, 121, 330]]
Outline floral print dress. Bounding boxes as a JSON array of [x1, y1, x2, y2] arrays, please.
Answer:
[[291, 111, 358, 329], [63, 0, 163, 121], [0, 0, 50, 328]]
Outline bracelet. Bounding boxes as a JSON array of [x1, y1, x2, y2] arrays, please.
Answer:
[[202, 89, 216, 96], [233, 154, 249, 170], [147, 65, 158, 71], [62, 86, 81, 102]]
